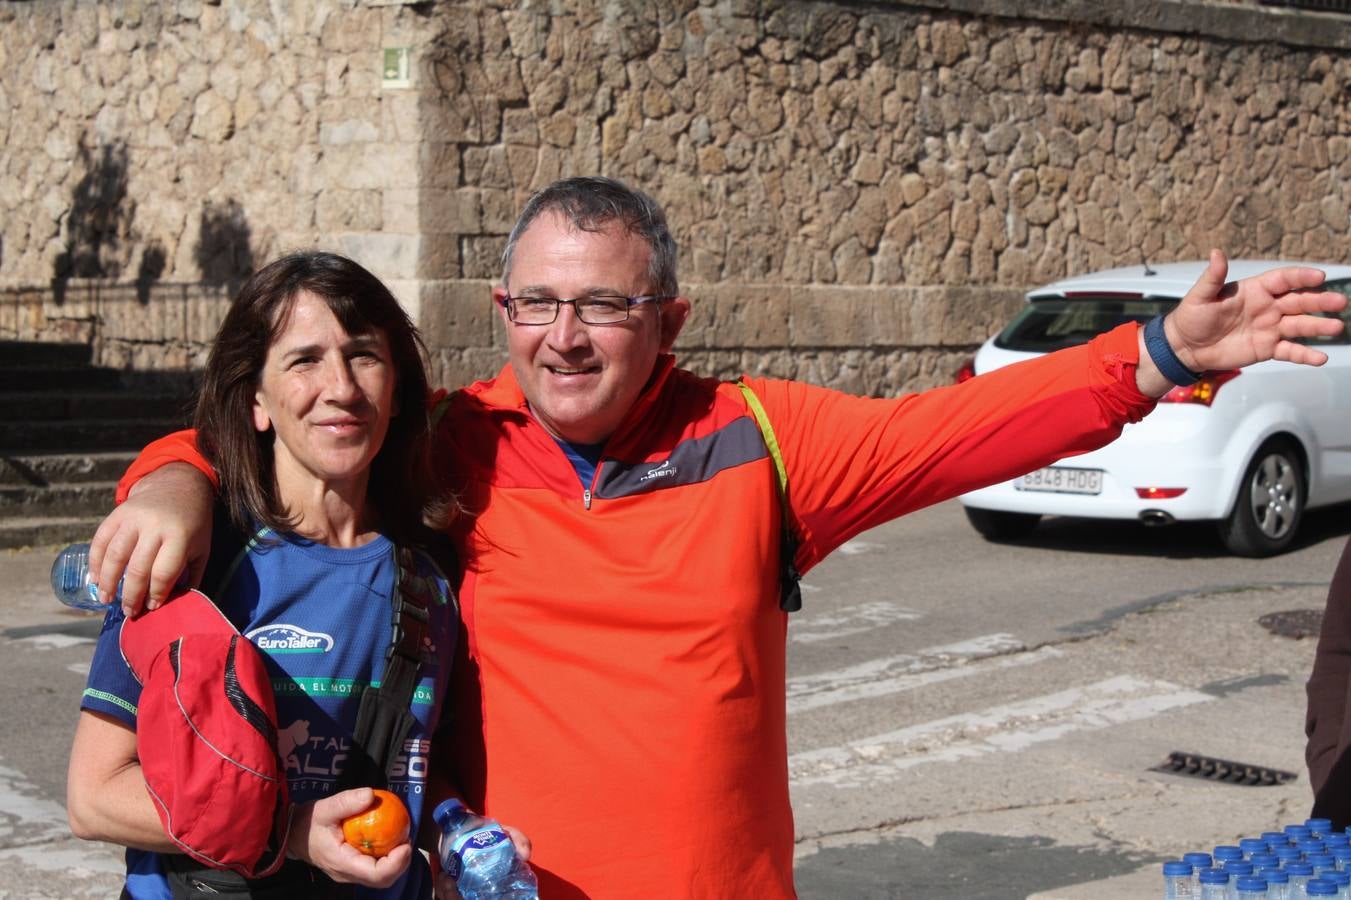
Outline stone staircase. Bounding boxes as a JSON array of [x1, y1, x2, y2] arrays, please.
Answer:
[[0, 340, 197, 550]]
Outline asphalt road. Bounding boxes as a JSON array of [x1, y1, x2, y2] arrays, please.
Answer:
[[2, 498, 1349, 898]]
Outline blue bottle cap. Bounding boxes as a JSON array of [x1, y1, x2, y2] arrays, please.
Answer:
[[1327, 833, 1351, 848], [1307, 878, 1338, 896], [1214, 844, 1244, 861], [1333, 846, 1351, 860], [430, 797, 467, 829], [1262, 869, 1289, 884], [1199, 868, 1229, 885], [1275, 846, 1303, 861], [1163, 860, 1191, 876], [1308, 853, 1336, 868], [1287, 861, 1315, 876], [1235, 874, 1268, 892], [1307, 817, 1334, 833], [1183, 852, 1213, 868], [1287, 824, 1313, 839], [1248, 852, 1278, 868], [1324, 870, 1351, 886], [1262, 831, 1291, 847], [1224, 860, 1253, 876], [1299, 838, 1328, 853], [1239, 838, 1267, 852]]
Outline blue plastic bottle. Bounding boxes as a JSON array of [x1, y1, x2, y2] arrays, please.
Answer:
[[1288, 860, 1316, 897], [433, 798, 538, 900], [1164, 860, 1193, 899], [1308, 819, 1334, 840], [1242, 838, 1272, 859], [1187, 853, 1215, 893], [1262, 867, 1290, 900], [50, 543, 116, 611], [1308, 877, 1339, 896], [1235, 873, 1269, 899], [1198, 867, 1230, 900]]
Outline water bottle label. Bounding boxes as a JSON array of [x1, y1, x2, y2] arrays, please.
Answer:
[[446, 827, 511, 882]]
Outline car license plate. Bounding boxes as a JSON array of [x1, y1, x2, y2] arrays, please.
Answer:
[[1015, 466, 1103, 495]]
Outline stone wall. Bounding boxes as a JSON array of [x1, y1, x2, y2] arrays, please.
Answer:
[[2, 0, 1348, 396], [0, 0, 442, 371]]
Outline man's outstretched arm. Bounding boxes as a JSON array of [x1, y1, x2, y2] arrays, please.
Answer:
[[91, 443, 215, 613]]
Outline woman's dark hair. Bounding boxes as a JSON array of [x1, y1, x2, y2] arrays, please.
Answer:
[[194, 251, 444, 543]]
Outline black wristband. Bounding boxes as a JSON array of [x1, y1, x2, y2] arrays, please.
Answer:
[[1143, 314, 1200, 386]]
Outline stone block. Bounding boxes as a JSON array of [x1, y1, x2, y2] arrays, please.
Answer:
[[789, 285, 880, 348], [316, 189, 382, 231], [383, 187, 420, 233], [338, 232, 421, 282], [418, 279, 496, 350], [679, 283, 789, 350]]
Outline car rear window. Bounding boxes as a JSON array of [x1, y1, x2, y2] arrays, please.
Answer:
[[994, 297, 1177, 352]]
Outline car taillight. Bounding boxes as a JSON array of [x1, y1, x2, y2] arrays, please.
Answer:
[[1159, 369, 1240, 406], [954, 357, 976, 384], [1135, 487, 1187, 499]]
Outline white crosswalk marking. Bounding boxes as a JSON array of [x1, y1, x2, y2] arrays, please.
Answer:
[[17, 634, 94, 650], [789, 600, 923, 644], [789, 675, 1213, 789], [787, 633, 1031, 713]]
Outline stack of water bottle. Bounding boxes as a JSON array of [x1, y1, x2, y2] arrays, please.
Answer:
[[1163, 818, 1351, 899]]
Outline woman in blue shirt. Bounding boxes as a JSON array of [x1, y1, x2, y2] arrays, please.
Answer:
[[68, 252, 456, 898]]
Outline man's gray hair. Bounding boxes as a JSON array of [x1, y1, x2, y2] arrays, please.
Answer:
[[501, 176, 679, 297]]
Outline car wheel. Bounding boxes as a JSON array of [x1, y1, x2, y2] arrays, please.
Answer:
[[1218, 439, 1305, 558], [964, 507, 1042, 541]]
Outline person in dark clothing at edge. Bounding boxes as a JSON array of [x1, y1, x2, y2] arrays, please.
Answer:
[[1307, 539, 1351, 828]]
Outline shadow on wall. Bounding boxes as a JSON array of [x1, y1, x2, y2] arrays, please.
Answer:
[[51, 138, 133, 304], [196, 199, 254, 295], [136, 242, 166, 304]]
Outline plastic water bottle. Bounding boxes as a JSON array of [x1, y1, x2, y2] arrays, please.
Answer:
[[1288, 860, 1316, 899], [1187, 854, 1216, 892], [1242, 839, 1272, 859], [1264, 868, 1290, 900], [1216, 846, 1246, 867], [1235, 874, 1270, 898], [1308, 878, 1338, 897], [433, 799, 538, 900], [1319, 869, 1350, 896], [1164, 860, 1194, 899], [1309, 820, 1334, 840], [50, 543, 116, 611], [1199, 867, 1230, 900], [1333, 847, 1351, 871], [1276, 846, 1305, 867], [1264, 832, 1293, 850], [1251, 853, 1280, 871]]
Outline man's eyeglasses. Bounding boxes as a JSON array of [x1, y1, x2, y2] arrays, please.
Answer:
[[500, 293, 673, 326]]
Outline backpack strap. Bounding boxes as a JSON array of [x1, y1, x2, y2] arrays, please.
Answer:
[[736, 380, 803, 613], [339, 544, 439, 791]]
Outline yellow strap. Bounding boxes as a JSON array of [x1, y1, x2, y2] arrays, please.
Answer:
[[736, 380, 788, 498]]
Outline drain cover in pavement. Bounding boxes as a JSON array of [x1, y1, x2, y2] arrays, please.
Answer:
[[1152, 751, 1297, 786], [1258, 609, 1322, 639]]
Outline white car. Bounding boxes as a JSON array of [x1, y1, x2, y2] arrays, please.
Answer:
[[957, 260, 1351, 557]]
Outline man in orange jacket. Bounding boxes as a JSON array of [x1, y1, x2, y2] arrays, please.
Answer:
[[93, 177, 1345, 898]]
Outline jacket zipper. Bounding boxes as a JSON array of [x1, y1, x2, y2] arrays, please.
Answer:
[[583, 487, 592, 510]]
